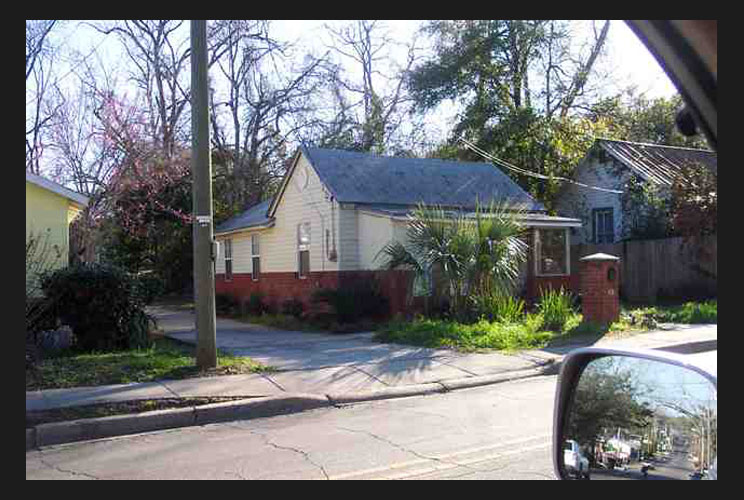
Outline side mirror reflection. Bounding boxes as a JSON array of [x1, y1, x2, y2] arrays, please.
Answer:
[[557, 353, 716, 480]]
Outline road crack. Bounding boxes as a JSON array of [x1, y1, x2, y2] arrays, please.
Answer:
[[337, 426, 478, 475], [254, 432, 330, 480], [38, 454, 100, 480]]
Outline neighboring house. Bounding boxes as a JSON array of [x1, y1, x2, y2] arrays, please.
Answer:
[[26, 172, 89, 276], [555, 138, 717, 245], [214, 147, 581, 315]]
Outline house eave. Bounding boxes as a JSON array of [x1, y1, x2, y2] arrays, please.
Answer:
[[357, 205, 581, 228], [214, 220, 275, 237], [26, 172, 89, 207]]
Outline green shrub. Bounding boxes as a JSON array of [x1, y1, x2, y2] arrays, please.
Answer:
[[376, 316, 553, 352], [651, 300, 717, 324], [134, 272, 166, 305], [312, 280, 389, 323], [215, 293, 239, 315], [243, 293, 268, 316], [470, 293, 525, 323], [536, 287, 575, 332], [41, 263, 151, 352], [281, 298, 305, 318]]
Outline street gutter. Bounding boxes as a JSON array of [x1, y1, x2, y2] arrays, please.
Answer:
[[26, 364, 556, 450]]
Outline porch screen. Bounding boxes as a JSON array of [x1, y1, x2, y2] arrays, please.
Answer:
[[536, 229, 567, 275]]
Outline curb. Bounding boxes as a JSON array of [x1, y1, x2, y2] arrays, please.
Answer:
[[27, 394, 332, 450], [26, 364, 558, 450]]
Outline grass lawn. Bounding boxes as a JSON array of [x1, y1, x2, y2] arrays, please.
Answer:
[[26, 336, 273, 391], [375, 314, 581, 352], [375, 300, 716, 353], [623, 300, 717, 325]]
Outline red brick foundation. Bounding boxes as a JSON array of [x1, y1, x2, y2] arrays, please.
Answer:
[[579, 254, 621, 325], [218, 269, 580, 318], [216, 270, 417, 317]]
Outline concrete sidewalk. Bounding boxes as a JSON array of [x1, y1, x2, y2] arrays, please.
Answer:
[[25, 306, 716, 449]]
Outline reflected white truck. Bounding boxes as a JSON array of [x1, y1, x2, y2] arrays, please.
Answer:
[[564, 439, 590, 479]]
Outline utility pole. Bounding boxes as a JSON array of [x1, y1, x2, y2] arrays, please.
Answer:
[[191, 19, 217, 369]]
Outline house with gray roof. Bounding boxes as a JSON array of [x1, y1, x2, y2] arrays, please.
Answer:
[[555, 138, 717, 245], [214, 146, 581, 315]]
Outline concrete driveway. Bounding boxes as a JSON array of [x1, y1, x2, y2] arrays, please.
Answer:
[[150, 306, 540, 386]]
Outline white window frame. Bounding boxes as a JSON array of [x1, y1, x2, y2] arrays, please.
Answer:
[[593, 207, 615, 244], [224, 238, 233, 281], [297, 222, 310, 279], [251, 234, 260, 281], [534, 228, 571, 277]]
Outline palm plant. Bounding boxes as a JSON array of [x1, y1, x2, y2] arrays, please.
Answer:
[[378, 201, 528, 320]]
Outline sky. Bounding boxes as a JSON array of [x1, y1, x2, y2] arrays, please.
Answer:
[[271, 20, 677, 99], [42, 19, 678, 104], [29, 20, 679, 179], [586, 355, 717, 419]]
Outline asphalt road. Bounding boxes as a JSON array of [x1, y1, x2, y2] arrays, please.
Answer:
[[26, 349, 716, 480], [26, 376, 558, 480]]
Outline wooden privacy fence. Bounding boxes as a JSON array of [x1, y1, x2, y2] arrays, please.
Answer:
[[571, 235, 717, 304]]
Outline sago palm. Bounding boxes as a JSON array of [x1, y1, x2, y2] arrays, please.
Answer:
[[378, 201, 528, 319]]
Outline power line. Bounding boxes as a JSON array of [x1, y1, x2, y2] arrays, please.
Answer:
[[457, 135, 624, 195]]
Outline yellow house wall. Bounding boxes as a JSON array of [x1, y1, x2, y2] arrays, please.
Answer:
[[26, 181, 71, 270]]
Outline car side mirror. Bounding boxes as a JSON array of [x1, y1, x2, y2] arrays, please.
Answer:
[[553, 348, 717, 480]]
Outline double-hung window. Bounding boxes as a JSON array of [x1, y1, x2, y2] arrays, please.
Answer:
[[251, 234, 260, 281], [593, 208, 615, 243], [224, 238, 233, 281], [297, 222, 311, 279]]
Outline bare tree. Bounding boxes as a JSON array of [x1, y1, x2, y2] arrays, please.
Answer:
[[323, 20, 420, 153], [26, 20, 63, 174], [93, 21, 191, 158], [208, 21, 329, 213]]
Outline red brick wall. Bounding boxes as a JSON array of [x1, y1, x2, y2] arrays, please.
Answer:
[[215, 269, 416, 317], [579, 259, 620, 325]]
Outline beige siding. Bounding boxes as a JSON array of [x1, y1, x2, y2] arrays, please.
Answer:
[[215, 233, 254, 275], [357, 211, 394, 270], [216, 154, 340, 274], [337, 206, 359, 270]]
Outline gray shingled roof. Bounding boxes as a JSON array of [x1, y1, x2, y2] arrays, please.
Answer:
[[215, 199, 272, 234], [302, 147, 545, 211], [216, 147, 546, 234], [598, 139, 717, 187]]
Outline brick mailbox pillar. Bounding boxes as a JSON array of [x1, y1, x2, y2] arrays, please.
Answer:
[[579, 253, 620, 325]]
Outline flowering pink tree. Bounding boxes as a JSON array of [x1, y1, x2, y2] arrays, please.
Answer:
[[94, 93, 195, 291]]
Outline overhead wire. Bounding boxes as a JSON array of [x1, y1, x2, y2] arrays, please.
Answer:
[[457, 135, 624, 194]]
